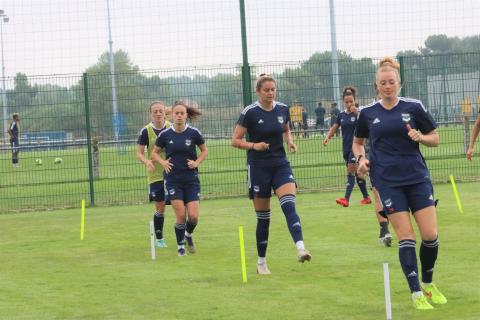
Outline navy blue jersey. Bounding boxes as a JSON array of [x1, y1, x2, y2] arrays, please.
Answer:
[[335, 110, 357, 154], [137, 122, 167, 146], [355, 97, 437, 188], [315, 106, 325, 118], [9, 121, 19, 142], [237, 101, 290, 167], [155, 125, 205, 183]]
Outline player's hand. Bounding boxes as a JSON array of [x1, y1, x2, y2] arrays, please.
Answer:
[[406, 124, 423, 143], [160, 158, 173, 173], [187, 159, 199, 169], [466, 147, 474, 161], [253, 142, 269, 151], [357, 158, 370, 179], [145, 160, 156, 173], [287, 141, 297, 153], [323, 137, 329, 146]]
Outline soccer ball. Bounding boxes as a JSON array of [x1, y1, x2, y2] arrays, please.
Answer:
[[54, 157, 63, 164], [35, 158, 43, 166]]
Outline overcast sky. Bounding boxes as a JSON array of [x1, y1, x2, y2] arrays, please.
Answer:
[[1, 0, 479, 80]]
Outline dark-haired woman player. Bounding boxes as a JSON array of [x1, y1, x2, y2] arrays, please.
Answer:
[[232, 74, 311, 275], [323, 86, 371, 207], [152, 101, 208, 257]]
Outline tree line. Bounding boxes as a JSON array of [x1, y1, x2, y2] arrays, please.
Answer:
[[3, 34, 480, 139]]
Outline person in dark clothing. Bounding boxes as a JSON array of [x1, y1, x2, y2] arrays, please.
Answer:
[[353, 57, 445, 310], [231, 74, 311, 275], [314, 102, 326, 131], [330, 103, 340, 136], [7, 113, 21, 168], [301, 108, 308, 138]]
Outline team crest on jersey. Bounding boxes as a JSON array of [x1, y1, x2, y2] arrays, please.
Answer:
[[350, 116, 356, 122], [185, 139, 192, 146], [384, 198, 392, 208], [277, 116, 284, 124], [401, 113, 411, 123]]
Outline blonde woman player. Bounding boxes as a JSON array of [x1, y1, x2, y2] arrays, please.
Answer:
[[137, 101, 171, 248], [353, 57, 446, 310]]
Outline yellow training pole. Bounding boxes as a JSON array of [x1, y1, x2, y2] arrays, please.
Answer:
[[238, 226, 247, 283], [449, 175, 464, 214], [80, 199, 85, 240]]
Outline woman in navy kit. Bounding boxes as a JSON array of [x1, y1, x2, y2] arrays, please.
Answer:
[[137, 101, 171, 248], [7, 113, 21, 168], [152, 101, 208, 257], [366, 87, 393, 247], [232, 74, 311, 275], [353, 57, 446, 310], [323, 86, 371, 207]]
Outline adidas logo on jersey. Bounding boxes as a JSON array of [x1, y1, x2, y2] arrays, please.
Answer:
[[169, 140, 174, 144], [373, 118, 381, 124], [258, 119, 264, 124]]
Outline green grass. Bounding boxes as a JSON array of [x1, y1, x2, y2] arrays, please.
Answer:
[[0, 183, 479, 319], [1, 125, 479, 212]]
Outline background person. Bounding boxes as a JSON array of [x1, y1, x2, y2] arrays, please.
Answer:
[[323, 86, 371, 207], [7, 113, 21, 168], [152, 101, 208, 257], [353, 57, 446, 310], [364, 85, 392, 247], [289, 103, 304, 137], [137, 101, 171, 248], [301, 107, 308, 138], [315, 102, 326, 131], [231, 74, 311, 275], [330, 103, 340, 136]]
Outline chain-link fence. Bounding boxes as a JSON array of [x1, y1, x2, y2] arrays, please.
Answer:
[[1, 52, 479, 212]]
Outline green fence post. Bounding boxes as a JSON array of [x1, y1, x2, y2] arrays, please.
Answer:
[[441, 55, 448, 125], [83, 73, 95, 205], [239, 0, 252, 106], [398, 55, 405, 97]]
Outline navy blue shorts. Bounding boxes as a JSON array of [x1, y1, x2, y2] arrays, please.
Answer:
[[247, 163, 296, 199], [10, 140, 19, 153], [343, 150, 356, 165], [149, 181, 165, 202], [164, 179, 201, 204], [377, 181, 435, 215]]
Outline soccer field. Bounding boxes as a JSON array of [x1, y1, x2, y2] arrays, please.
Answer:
[[0, 183, 479, 320]]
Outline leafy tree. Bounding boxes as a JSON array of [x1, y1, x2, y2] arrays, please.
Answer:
[[8, 73, 37, 110], [83, 50, 146, 138]]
